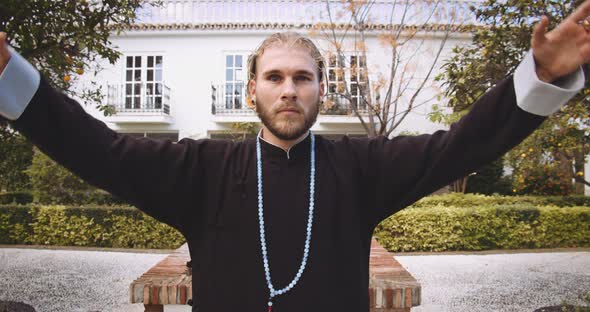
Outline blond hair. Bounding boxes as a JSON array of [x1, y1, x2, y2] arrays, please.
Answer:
[[246, 32, 325, 103]]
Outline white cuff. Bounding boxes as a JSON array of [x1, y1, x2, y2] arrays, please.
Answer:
[[0, 46, 41, 120], [514, 50, 585, 116]]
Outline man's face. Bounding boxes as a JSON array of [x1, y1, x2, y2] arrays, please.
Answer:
[[249, 45, 324, 141]]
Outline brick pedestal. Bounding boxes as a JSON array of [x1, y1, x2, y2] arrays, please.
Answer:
[[129, 245, 192, 306], [368, 238, 421, 311], [131, 239, 421, 311], [143, 304, 164, 312]]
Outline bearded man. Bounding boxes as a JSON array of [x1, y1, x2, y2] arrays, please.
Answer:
[[1, 2, 590, 311]]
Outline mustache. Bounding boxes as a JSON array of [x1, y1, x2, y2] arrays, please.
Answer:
[[275, 102, 302, 113]]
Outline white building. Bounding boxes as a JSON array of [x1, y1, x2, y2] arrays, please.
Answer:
[[73, 1, 590, 195], [74, 0, 479, 142]]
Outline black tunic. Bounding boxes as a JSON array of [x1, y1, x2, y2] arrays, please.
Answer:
[[11, 75, 545, 312]]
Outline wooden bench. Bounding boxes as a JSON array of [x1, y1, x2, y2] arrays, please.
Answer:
[[130, 239, 421, 311]]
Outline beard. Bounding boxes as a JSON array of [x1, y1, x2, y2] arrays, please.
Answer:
[[256, 98, 319, 141]]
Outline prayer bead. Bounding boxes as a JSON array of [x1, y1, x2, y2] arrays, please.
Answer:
[[256, 133, 316, 306]]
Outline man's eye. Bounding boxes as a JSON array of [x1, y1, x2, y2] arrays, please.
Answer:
[[268, 75, 281, 82], [296, 76, 311, 81]]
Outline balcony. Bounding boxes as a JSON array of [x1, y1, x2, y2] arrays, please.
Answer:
[[319, 93, 370, 124], [322, 93, 368, 115], [105, 82, 174, 124], [210, 83, 258, 123], [135, 0, 480, 27]]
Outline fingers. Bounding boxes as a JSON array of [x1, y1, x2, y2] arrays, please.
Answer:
[[532, 16, 549, 47], [0, 32, 6, 47], [567, 0, 590, 23], [0, 32, 9, 74], [0, 32, 9, 56], [580, 42, 590, 62]]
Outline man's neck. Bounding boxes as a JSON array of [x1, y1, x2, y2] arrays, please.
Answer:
[[259, 127, 309, 151]]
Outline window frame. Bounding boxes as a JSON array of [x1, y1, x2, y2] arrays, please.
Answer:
[[326, 53, 368, 110], [122, 54, 165, 110], [223, 52, 248, 110]]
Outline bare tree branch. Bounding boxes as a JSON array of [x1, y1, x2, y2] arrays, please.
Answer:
[[315, 0, 455, 137]]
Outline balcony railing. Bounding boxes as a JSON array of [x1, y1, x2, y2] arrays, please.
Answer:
[[211, 83, 366, 116], [211, 83, 255, 116], [136, 0, 480, 26], [107, 82, 171, 114], [322, 93, 368, 115]]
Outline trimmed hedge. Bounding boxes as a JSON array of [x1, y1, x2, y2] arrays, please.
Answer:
[[411, 193, 590, 208], [2, 194, 590, 251], [375, 204, 590, 252], [0, 191, 126, 206], [0, 192, 33, 205], [0, 205, 184, 249], [55, 190, 128, 206]]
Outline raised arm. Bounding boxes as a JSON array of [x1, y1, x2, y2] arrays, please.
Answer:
[[363, 2, 590, 225], [0, 32, 207, 236]]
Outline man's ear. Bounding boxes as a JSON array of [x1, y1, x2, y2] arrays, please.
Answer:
[[248, 79, 257, 111], [248, 79, 256, 100], [319, 81, 325, 98]]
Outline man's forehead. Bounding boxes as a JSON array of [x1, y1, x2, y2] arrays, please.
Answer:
[[257, 45, 317, 74]]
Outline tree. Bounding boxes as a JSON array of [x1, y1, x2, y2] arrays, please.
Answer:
[[0, 0, 145, 195], [309, 0, 470, 137], [0, 0, 144, 110], [25, 148, 97, 204], [0, 120, 33, 192], [435, 0, 590, 195], [465, 157, 512, 195], [230, 122, 260, 141]]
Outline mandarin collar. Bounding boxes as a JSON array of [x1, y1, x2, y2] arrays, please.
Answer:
[[257, 130, 311, 160]]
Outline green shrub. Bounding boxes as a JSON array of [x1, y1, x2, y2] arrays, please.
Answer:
[[0, 205, 35, 244], [24, 149, 125, 205], [3, 194, 590, 252], [0, 192, 34, 205], [375, 204, 590, 252], [0, 128, 33, 192], [66, 190, 127, 206], [411, 193, 590, 208], [513, 165, 574, 196], [107, 213, 186, 249], [0, 190, 125, 206], [0, 205, 184, 249], [26, 149, 96, 204]]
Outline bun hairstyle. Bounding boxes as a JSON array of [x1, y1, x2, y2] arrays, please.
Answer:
[[246, 32, 325, 107]]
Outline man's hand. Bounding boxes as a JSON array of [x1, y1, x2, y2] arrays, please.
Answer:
[[0, 32, 10, 76], [532, 0, 590, 83]]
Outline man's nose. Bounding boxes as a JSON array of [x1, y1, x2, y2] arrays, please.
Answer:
[[281, 78, 297, 101]]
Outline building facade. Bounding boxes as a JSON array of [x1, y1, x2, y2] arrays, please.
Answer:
[[73, 0, 480, 142]]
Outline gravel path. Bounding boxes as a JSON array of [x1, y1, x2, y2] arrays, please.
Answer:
[[396, 252, 590, 312], [0, 248, 166, 312], [1, 248, 589, 312]]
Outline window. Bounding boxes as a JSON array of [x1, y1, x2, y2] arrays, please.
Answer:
[[349, 55, 367, 109], [327, 54, 346, 94], [225, 54, 245, 109], [124, 55, 164, 110], [326, 54, 368, 110]]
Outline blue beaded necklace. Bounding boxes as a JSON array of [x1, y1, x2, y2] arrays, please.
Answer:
[[256, 132, 316, 312]]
